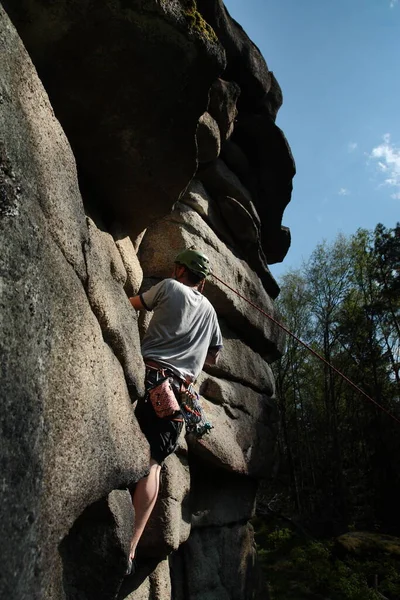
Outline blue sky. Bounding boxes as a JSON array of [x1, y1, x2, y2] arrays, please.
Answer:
[[223, 0, 400, 278]]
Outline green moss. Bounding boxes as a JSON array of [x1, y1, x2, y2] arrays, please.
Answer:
[[157, 0, 217, 42], [181, 0, 218, 43]]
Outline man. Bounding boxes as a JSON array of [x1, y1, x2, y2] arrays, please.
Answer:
[[127, 248, 222, 574]]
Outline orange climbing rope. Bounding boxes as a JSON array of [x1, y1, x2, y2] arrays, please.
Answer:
[[210, 272, 400, 427]]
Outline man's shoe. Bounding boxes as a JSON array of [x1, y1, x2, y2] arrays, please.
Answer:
[[126, 557, 136, 577]]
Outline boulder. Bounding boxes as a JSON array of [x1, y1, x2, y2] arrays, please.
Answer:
[[198, 374, 273, 420], [119, 558, 171, 600], [196, 163, 281, 294], [0, 6, 88, 284], [197, 0, 272, 111], [191, 1, 294, 265], [196, 112, 221, 163], [171, 524, 260, 600], [208, 78, 240, 141], [336, 532, 400, 558], [188, 162, 281, 292], [197, 158, 261, 228], [145, 559, 173, 600], [220, 139, 250, 183], [203, 190, 280, 296], [0, 10, 150, 598], [112, 227, 144, 297], [1, 200, 150, 598], [180, 178, 236, 250], [234, 113, 296, 264], [85, 217, 145, 398], [3, 0, 226, 239], [190, 460, 257, 528], [1, 1, 295, 598], [139, 453, 191, 557], [198, 4, 283, 125], [265, 71, 283, 121], [204, 320, 275, 394], [190, 376, 277, 477], [60, 490, 133, 600], [217, 195, 260, 245]]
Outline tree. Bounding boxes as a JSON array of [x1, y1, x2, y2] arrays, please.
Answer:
[[272, 225, 400, 534]]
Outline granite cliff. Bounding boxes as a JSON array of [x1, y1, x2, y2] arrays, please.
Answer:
[[0, 1, 295, 598]]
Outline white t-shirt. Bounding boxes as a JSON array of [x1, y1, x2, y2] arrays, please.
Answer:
[[140, 278, 223, 381]]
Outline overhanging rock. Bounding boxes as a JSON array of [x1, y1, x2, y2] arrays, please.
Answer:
[[2, 0, 226, 239]]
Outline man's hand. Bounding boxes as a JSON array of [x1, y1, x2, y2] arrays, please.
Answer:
[[129, 295, 145, 311]]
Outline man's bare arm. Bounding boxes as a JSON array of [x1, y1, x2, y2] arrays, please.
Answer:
[[129, 295, 145, 311], [204, 346, 221, 366]]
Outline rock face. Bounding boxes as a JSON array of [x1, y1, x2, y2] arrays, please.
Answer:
[[2, 0, 225, 240], [0, 2, 294, 599]]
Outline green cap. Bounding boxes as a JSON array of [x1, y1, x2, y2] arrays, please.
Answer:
[[174, 248, 210, 278]]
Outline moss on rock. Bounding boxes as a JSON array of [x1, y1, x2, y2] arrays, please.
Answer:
[[337, 532, 400, 558], [180, 0, 217, 42]]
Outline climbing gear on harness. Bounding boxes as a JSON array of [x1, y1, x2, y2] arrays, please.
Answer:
[[174, 248, 210, 278], [144, 361, 213, 435], [179, 383, 213, 437], [148, 378, 181, 419], [145, 364, 182, 420]]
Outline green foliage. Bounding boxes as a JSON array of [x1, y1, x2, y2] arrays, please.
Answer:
[[267, 527, 293, 549], [273, 222, 400, 533], [254, 520, 399, 599]]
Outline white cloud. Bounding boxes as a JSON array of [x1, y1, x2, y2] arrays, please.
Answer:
[[348, 142, 358, 152], [338, 187, 350, 196], [390, 0, 398, 7], [370, 133, 400, 198]]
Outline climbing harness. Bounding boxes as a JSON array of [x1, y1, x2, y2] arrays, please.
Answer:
[[210, 272, 400, 427], [145, 362, 213, 436]]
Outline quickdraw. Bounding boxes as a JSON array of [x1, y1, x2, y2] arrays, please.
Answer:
[[179, 383, 213, 437]]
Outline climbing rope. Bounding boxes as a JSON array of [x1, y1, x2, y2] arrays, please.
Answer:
[[210, 272, 400, 427]]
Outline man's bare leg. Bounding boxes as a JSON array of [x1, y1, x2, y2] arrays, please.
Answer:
[[129, 458, 161, 561]]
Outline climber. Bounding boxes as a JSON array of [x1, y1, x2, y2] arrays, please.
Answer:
[[126, 248, 223, 575]]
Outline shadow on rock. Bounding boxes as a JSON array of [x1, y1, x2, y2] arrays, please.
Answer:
[[59, 491, 133, 600], [117, 557, 162, 599]]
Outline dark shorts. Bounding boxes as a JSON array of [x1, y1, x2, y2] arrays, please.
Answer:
[[135, 367, 184, 465]]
